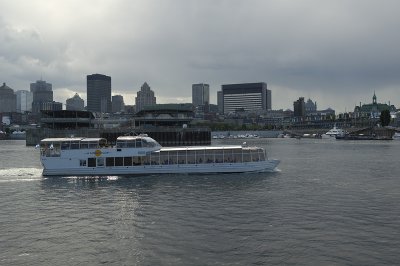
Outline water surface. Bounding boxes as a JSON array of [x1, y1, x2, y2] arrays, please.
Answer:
[[1, 138, 400, 265]]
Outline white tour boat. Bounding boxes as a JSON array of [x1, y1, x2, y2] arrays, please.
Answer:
[[39, 135, 280, 176]]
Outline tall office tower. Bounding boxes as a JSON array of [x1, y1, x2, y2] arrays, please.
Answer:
[[0, 83, 17, 113], [192, 83, 210, 107], [266, 89, 272, 110], [30, 79, 53, 113], [86, 74, 112, 113], [112, 95, 125, 113], [217, 91, 223, 114], [66, 93, 85, 111], [135, 82, 156, 113], [293, 97, 306, 117], [16, 90, 33, 113], [221, 82, 268, 114]]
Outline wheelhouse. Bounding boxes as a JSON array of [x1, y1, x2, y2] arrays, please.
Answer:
[[115, 135, 161, 149]]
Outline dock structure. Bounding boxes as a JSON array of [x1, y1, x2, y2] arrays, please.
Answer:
[[285, 126, 395, 140], [27, 108, 210, 146], [101, 127, 211, 146], [284, 128, 328, 138], [26, 127, 211, 146], [340, 127, 395, 140]]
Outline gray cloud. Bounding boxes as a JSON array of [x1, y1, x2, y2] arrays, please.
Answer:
[[1, 0, 399, 111]]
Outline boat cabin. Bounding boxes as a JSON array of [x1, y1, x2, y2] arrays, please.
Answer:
[[40, 137, 107, 157], [84, 146, 267, 168]]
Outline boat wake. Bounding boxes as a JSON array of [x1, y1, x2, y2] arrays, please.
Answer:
[[64, 175, 120, 181], [0, 168, 43, 182]]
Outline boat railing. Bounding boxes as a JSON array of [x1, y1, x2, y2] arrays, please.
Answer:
[[41, 147, 61, 157]]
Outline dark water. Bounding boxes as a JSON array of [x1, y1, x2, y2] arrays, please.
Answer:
[[1, 138, 400, 265]]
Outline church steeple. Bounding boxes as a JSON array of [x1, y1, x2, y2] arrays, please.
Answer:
[[373, 91, 377, 104]]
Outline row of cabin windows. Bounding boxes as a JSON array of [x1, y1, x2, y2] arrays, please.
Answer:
[[84, 149, 265, 167], [44, 139, 152, 150], [42, 141, 105, 150], [62, 142, 100, 149]]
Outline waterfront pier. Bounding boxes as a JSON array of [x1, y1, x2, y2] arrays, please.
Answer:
[[26, 127, 211, 146]]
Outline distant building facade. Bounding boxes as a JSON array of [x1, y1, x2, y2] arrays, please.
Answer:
[[134, 103, 194, 127], [354, 92, 396, 119], [221, 82, 270, 114], [41, 101, 63, 111], [124, 105, 135, 114], [192, 83, 210, 107], [30, 79, 53, 113], [112, 95, 125, 113], [0, 83, 17, 113], [293, 97, 306, 117], [16, 90, 33, 113], [66, 93, 85, 111], [305, 98, 317, 113], [86, 74, 112, 113], [305, 108, 335, 122], [135, 82, 156, 113]]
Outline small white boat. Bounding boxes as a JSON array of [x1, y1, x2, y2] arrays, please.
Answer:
[[39, 134, 280, 176], [9, 130, 26, 140], [393, 132, 400, 140], [325, 125, 346, 137], [212, 134, 226, 139]]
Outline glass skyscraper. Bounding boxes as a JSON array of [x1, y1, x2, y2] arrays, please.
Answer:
[[30, 79, 53, 113], [86, 74, 112, 113], [192, 83, 210, 107], [221, 82, 271, 114], [16, 90, 33, 113]]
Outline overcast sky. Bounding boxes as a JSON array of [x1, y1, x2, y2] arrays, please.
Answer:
[[1, 0, 400, 112]]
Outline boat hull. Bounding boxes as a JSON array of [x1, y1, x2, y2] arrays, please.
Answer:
[[42, 160, 280, 176]]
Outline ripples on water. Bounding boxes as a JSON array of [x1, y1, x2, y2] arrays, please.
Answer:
[[1, 139, 400, 265]]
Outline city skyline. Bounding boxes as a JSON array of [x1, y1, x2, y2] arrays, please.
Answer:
[[1, 76, 398, 114], [1, 1, 400, 112]]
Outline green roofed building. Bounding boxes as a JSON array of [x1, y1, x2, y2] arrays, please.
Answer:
[[354, 92, 396, 119]]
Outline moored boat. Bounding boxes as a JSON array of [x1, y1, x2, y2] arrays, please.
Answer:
[[9, 130, 26, 140], [0, 131, 6, 140], [325, 125, 346, 138], [39, 134, 280, 176]]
